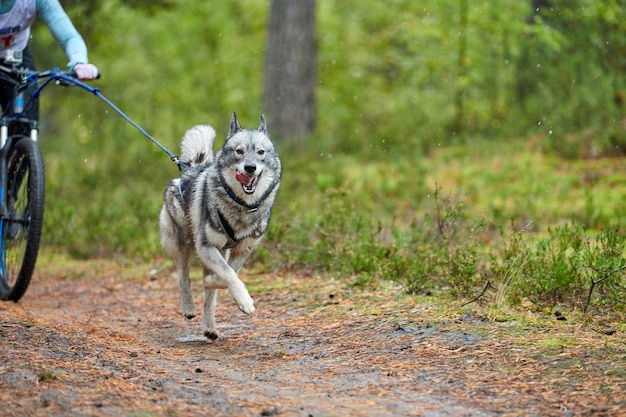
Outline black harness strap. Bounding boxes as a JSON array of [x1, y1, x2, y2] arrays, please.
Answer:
[[221, 181, 259, 212], [217, 210, 240, 249]]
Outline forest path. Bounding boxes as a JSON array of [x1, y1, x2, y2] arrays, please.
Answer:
[[0, 259, 624, 416]]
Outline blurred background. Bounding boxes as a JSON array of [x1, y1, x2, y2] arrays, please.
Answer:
[[28, 0, 625, 309]]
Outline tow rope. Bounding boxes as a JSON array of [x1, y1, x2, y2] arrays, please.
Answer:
[[32, 71, 187, 171]]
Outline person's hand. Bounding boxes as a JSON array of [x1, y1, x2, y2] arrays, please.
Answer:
[[73, 63, 99, 80]]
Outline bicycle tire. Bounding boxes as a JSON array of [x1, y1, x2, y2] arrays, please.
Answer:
[[0, 136, 45, 301]]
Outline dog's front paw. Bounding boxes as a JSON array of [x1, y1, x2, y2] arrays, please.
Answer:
[[238, 295, 255, 315], [229, 282, 255, 315]]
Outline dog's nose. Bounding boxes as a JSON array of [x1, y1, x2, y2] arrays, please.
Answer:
[[244, 164, 256, 174]]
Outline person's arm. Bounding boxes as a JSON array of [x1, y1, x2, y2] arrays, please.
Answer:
[[36, 0, 89, 69]]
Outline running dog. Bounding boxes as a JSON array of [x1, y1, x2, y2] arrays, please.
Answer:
[[159, 113, 281, 340]]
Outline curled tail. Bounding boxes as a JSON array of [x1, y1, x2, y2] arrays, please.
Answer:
[[179, 125, 216, 166]]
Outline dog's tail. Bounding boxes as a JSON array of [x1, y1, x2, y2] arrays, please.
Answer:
[[179, 125, 216, 166]]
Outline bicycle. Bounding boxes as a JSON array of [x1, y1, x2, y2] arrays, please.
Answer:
[[0, 62, 183, 303], [0, 64, 94, 301]]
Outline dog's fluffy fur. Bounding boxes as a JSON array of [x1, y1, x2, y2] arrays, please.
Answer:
[[159, 113, 281, 340]]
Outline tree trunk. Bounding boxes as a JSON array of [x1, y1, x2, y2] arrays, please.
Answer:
[[263, 0, 317, 141]]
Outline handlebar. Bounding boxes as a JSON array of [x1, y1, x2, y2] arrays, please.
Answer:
[[0, 64, 101, 119], [0, 64, 66, 82], [0, 64, 99, 86], [0, 63, 180, 166]]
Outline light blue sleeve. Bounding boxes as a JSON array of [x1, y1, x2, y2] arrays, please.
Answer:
[[36, 0, 89, 69]]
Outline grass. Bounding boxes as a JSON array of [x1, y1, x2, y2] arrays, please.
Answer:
[[36, 252, 157, 282], [38, 369, 61, 383], [38, 134, 625, 315], [266, 137, 626, 313], [421, 140, 625, 228]]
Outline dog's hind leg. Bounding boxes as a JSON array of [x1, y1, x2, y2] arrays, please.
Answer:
[[177, 256, 197, 320], [202, 286, 219, 340], [160, 200, 197, 320]]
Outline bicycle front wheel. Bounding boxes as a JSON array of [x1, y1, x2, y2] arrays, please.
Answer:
[[0, 136, 45, 301]]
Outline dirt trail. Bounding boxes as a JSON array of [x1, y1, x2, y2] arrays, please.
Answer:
[[0, 259, 624, 417]]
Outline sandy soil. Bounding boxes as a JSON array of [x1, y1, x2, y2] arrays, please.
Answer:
[[0, 259, 624, 417]]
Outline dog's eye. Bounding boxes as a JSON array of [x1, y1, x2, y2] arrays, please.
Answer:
[[236, 149, 244, 156], [257, 149, 265, 156]]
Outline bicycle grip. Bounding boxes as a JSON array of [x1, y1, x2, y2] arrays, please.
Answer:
[[69, 71, 101, 80]]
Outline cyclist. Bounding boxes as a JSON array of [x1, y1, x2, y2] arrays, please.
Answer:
[[0, 0, 99, 125]]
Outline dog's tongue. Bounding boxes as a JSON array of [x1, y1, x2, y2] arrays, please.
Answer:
[[236, 171, 254, 185]]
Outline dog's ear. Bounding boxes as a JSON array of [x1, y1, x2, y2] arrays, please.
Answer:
[[258, 114, 268, 134], [229, 112, 241, 137]]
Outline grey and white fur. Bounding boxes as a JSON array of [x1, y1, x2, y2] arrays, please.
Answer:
[[159, 112, 281, 340]]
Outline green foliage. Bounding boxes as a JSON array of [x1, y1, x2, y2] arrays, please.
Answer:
[[489, 224, 626, 312], [18, 0, 626, 313], [521, 0, 626, 158], [580, 226, 626, 311], [267, 138, 625, 312], [491, 224, 583, 307], [31, 0, 268, 257], [373, 188, 488, 298]]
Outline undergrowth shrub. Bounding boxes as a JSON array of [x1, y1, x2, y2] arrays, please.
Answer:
[[487, 223, 625, 312], [578, 226, 626, 312], [428, 190, 487, 298], [501, 225, 586, 307], [390, 189, 487, 298], [486, 221, 533, 309], [275, 182, 625, 313]]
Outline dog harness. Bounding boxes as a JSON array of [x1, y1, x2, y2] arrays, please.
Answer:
[[177, 176, 246, 250], [221, 181, 259, 212], [216, 210, 240, 249]]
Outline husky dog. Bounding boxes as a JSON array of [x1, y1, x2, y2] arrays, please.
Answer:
[[159, 112, 281, 340]]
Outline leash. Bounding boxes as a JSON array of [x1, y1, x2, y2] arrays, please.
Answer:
[[42, 73, 278, 223], [35, 72, 187, 171]]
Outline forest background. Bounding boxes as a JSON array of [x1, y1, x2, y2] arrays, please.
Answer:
[[28, 0, 626, 312]]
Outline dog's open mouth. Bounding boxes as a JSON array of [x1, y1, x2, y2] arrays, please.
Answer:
[[235, 171, 259, 194]]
